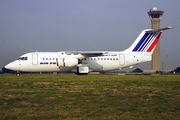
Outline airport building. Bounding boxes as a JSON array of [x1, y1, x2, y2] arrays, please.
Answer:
[[147, 7, 164, 70]]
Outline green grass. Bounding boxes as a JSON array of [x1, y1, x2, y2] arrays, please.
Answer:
[[0, 74, 180, 119]]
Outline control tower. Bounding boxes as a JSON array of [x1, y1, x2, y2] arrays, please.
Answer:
[[147, 7, 164, 70]]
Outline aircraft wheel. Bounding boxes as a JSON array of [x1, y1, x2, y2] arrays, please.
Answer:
[[16, 73, 20, 76], [76, 73, 88, 75]]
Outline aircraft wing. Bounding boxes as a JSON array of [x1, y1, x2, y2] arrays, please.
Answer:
[[65, 51, 107, 57], [146, 26, 174, 33]]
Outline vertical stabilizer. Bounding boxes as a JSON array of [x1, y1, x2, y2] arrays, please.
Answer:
[[124, 27, 173, 55]]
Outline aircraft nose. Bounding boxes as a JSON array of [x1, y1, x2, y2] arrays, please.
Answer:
[[5, 60, 19, 71], [5, 63, 11, 69]]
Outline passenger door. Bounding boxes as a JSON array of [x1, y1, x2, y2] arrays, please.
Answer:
[[32, 53, 38, 65], [119, 54, 125, 65]]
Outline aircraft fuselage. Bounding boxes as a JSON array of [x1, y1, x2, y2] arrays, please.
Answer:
[[5, 51, 150, 73]]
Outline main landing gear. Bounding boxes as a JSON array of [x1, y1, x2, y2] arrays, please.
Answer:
[[75, 73, 88, 75]]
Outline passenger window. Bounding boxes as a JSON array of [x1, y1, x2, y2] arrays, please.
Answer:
[[46, 58, 48, 60], [113, 58, 115, 60], [98, 58, 100, 60], [101, 58, 103, 60], [116, 58, 118, 60], [49, 58, 51, 60], [110, 58, 112, 60], [104, 58, 106, 60], [107, 58, 109, 60]]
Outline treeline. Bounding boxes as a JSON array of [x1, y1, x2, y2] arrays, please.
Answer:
[[132, 67, 180, 74], [169, 67, 180, 74]]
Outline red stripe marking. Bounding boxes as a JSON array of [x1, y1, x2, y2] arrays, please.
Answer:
[[146, 32, 162, 52]]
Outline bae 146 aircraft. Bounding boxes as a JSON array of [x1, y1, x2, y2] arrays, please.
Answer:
[[5, 27, 173, 76]]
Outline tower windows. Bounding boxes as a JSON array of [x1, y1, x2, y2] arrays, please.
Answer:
[[151, 14, 160, 18]]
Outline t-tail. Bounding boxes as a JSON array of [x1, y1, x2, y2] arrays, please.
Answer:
[[124, 27, 174, 55]]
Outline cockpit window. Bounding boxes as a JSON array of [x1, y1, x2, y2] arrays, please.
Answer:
[[18, 57, 28, 60]]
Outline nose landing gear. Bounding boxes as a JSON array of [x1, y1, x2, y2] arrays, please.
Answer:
[[16, 72, 20, 76]]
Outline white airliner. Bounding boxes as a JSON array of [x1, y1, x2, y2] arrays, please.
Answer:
[[5, 27, 173, 75]]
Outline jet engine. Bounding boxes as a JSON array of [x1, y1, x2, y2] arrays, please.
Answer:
[[56, 58, 78, 67]]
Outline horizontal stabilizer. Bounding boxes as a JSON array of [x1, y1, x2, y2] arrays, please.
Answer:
[[145, 26, 174, 33]]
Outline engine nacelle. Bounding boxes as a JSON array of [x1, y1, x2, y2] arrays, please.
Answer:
[[57, 58, 78, 67]]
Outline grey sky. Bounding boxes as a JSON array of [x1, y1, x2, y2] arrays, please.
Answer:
[[0, 0, 180, 71]]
